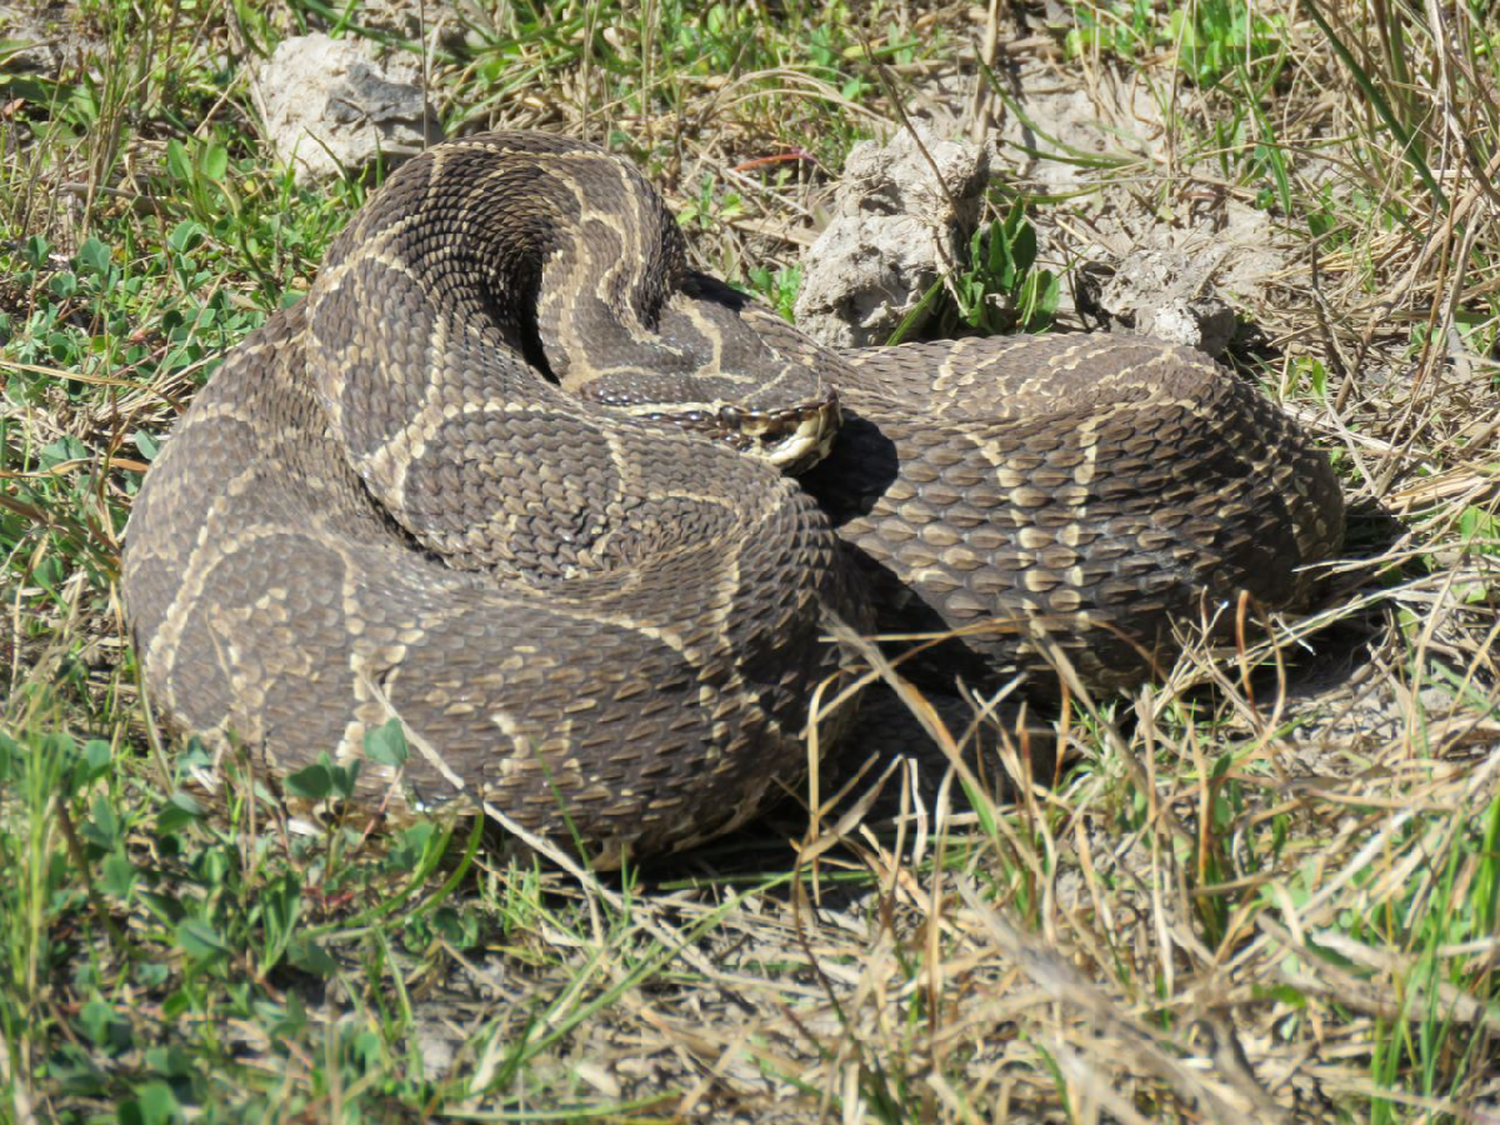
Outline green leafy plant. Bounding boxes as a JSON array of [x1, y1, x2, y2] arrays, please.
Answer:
[[675, 173, 744, 232], [951, 202, 1062, 335], [745, 264, 802, 322], [1170, 0, 1288, 88], [1066, 0, 1288, 90], [893, 201, 1060, 343]]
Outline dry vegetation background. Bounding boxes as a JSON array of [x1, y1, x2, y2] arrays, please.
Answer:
[[3, 0, 1500, 1121]]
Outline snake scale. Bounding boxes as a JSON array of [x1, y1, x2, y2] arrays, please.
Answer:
[[122, 131, 1344, 863]]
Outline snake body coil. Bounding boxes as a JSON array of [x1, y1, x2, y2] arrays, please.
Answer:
[[123, 132, 1344, 863]]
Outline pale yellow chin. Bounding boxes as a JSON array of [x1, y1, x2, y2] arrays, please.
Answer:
[[753, 405, 840, 474]]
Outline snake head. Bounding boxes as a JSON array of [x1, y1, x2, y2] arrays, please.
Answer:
[[557, 272, 844, 475], [599, 391, 842, 474], [713, 393, 842, 473]]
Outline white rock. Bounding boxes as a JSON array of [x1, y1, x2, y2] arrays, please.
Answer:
[[255, 32, 441, 186], [1095, 248, 1240, 358], [794, 124, 989, 348]]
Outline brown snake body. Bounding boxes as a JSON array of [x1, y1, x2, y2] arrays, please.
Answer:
[[122, 132, 1344, 863]]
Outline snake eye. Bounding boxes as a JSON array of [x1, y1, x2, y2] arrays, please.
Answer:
[[718, 405, 742, 429]]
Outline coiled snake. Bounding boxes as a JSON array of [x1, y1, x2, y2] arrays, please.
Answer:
[[123, 132, 1344, 863]]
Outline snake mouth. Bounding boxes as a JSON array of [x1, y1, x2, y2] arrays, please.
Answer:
[[634, 394, 842, 474], [716, 395, 841, 473]]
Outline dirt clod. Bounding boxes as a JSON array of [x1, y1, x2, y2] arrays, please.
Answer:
[[1091, 248, 1241, 356], [793, 123, 989, 348], [253, 32, 442, 187]]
